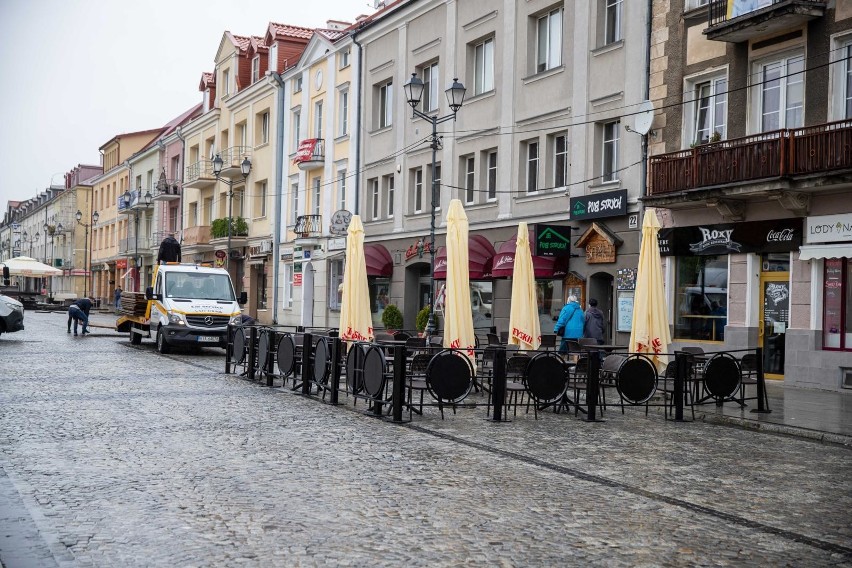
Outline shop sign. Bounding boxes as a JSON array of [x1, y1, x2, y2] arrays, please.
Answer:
[[534, 224, 573, 257], [329, 210, 352, 235], [294, 246, 303, 260], [328, 238, 346, 251], [569, 189, 627, 221], [116, 259, 127, 269], [575, 222, 623, 264], [405, 238, 432, 261], [805, 213, 852, 244], [659, 218, 801, 256], [293, 273, 302, 286], [280, 247, 294, 261]]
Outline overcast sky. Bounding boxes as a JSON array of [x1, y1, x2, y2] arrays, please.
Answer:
[[0, 0, 372, 208]]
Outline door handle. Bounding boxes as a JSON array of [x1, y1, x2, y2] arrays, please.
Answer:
[[758, 320, 764, 338]]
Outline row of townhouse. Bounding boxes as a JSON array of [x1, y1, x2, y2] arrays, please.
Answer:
[[1, 0, 850, 390]]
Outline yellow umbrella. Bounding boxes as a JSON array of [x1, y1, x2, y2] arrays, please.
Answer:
[[442, 199, 476, 365], [629, 208, 671, 371], [339, 215, 374, 345], [508, 222, 541, 350]]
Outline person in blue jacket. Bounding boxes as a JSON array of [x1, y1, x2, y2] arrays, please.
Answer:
[[554, 295, 584, 354], [67, 297, 93, 336]]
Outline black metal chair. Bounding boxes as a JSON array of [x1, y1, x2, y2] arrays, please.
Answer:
[[660, 360, 695, 420], [426, 349, 474, 419], [738, 353, 768, 409], [406, 352, 431, 419], [539, 334, 557, 351], [614, 355, 658, 415], [487, 333, 501, 345], [701, 352, 742, 406], [502, 354, 531, 417], [598, 354, 627, 414], [524, 352, 570, 419]]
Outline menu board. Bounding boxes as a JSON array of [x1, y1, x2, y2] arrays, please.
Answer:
[[617, 291, 634, 332]]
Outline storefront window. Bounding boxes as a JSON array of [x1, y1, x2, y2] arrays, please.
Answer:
[[369, 278, 390, 329], [255, 264, 267, 310], [471, 281, 493, 330], [537, 280, 564, 332], [675, 255, 728, 341], [328, 259, 344, 311], [823, 259, 851, 351]]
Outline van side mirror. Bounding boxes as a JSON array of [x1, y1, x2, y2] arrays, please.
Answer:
[[238, 291, 248, 305], [145, 286, 158, 300]]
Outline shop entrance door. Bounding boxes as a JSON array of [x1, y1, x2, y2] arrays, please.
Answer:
[[759, 272, 790, 379]]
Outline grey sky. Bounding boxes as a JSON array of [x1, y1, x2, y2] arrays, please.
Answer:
[[0, 0, 371, 208]]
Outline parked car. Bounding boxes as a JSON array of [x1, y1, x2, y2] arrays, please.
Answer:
[[0, 294, 25, 336]]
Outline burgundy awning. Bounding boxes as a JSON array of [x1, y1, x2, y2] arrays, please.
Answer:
[[364, 243, 393, 277], [492, 232, 569, 279], [433, 234, 496, 280]]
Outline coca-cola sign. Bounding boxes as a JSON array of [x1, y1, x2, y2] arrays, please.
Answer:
[[659, 218, 801, 256]]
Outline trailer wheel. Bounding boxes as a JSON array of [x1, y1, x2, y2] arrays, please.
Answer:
[[156, 327, 171, 354], [130, 328, 142, 345]]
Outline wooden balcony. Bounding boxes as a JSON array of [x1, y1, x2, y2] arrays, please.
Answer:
[[705, 0, 826, 43], [649, 119, 852, 197]]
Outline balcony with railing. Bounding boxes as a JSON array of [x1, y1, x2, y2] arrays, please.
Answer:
[[184, 160, 216, 189], [118, 190, 154, 215], [705, 0, 826, 43], [216, 146, 253, 179], [292, 214, 323, 244], [648, 119, 852, 199], [182, 225, 213, 252], [153, 172, 182, 202], [292, 139, 325, 171], [119, 236, 155, 257]]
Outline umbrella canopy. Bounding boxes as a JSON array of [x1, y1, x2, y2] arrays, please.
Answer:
[[442, 200, 476, 365], [508, 222, 541, 350], [339, 215, 374, 344], [0, 256, 61, 276], [629, 209, 671, 371]]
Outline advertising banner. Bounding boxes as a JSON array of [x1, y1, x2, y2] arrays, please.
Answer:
[[659, 218, 801, 256]]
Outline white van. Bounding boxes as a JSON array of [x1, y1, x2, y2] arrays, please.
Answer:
[[0, 293, 24, 337], [117, 263, 246, 353]]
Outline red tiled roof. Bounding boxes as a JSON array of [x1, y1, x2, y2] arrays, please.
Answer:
[[230, 33, 252, 52], [199, 72, 214, 90], [315, 28, 347, 42], [249, 36, 268, 53], [268, 22, 314, 40]]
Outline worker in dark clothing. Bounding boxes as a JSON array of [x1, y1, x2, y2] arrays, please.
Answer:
[[157, 233, 182, 264], [67, 297, 93, 336]]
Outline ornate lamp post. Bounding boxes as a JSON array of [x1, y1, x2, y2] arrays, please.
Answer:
[[212, 154, 252, 270], [122, 189, 153, 291], [403, 73, 466, 338], [76, 209, 99, 297]]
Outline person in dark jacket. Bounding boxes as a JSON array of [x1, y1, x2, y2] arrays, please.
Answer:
[[583, 298, 606, 344], [157, 233, 182, 264], [554, 295, 584, 354], [67, 297, 93, 336]]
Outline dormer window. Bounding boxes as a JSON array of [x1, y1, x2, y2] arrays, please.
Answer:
[[251, 56, 260, 83], [222, 69, 230, 97]]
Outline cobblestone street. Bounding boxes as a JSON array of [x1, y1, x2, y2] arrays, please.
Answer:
[[1, 312, 851, 567]]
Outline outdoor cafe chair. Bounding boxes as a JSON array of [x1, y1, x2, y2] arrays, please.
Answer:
[[567, 356, 589, 416], [487, 333, 501, 345], [660, 360, 695, 420], [406, 353, 432, 419], [426, 349, 475, 419], [613, 354, 658, 416], [539, 334, 557, 351], [524, 352, 570, 419], [598, 354, 627, 414], [738, 353, 769, 409], [502, 353, 531, 417]]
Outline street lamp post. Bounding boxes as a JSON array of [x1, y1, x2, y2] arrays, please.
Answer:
[[76, 209, 99, 297], [212, 155, 252, 270], [403, 73, 466, 338], [122, 190, 153, 291], [43, 222, 65, 300]]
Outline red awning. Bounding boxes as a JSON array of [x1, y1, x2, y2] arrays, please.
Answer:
[[492, 231, 569, 279], [364, 243, 393, 277], [433, 234, 495, 280]]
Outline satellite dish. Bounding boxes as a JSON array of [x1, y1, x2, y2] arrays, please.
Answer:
[[634, 100, 655, 136]]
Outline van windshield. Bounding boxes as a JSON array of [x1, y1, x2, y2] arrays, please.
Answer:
[[165, 273, 235, 301]]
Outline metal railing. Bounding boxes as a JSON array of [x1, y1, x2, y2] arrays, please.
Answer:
[[185, 160, 214, 184], [293, 214, 322, 238], [708, 0, 826, 27]]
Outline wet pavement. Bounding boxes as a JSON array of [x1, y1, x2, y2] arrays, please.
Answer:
[[1, 311, 850, 567]]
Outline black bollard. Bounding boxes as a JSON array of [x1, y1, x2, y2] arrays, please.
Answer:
[[248, 326, 258, 382], [751, 347, 772, 414], [674, 351, 689, 421], [391, 345, 405, 422], [586, 348, 601, 422], [329, 337, 342, 405], [301, 333, 313, 395], [491, 347, 507, 421], [225, 324, 233, 374], [265, 330, 275, 387]]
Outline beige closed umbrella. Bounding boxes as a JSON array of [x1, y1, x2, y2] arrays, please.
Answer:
[[508, 222, 541, 350], [339, 215, 374, 345], [629, 208, 671, 371], [442, 199, 476, 365]]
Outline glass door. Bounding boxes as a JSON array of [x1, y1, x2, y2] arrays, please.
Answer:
[[759, 273, 790, 379]]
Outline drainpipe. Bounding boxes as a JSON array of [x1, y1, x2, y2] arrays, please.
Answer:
[[641, 0, 653, 200], [268, 71, 286, 324], [351, 33, 364, 215], [176, 126, 186, 243]]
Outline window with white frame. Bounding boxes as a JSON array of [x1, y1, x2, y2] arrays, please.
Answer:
[[485, 150, 497, 201], [292, 109, 301, 148], [385, 174, 395, 218], [284, 263, 293, 308], [757, 53, 804, 132], [256, 181, 267, 218], [313, 178, 321, 216], [293, 76, 303, 93], [222, 69, 230, 96], [291, 181, 299, 224], [685, 0, 710, 9], [843, 39, 852, 119], [463, 156, 475, 204], [340, 49, 350, 69], [338, 90, 349, 136], [602, 120, 620, 182], [337, 170, 346, 210], [525, 140, 539, 193], [329, 259, 344, 310], [314, 101, 323, 139], [378, 80, 393, 129], [259, 111, 270, 145], [413, 168, 424, 213], [370, 178, 379, 220], [269, 43, 278, 73], [536, 8, 563, 73], [421, 61, 439, 112], [474, 38, 494, 95], [688, 75, 727, 145], [433, 163, 442, 211], [553, 133, 568, 187], [604, 0, 623, 45], [251, 56, 260, 83]]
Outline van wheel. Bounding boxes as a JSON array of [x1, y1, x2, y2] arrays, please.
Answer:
[[156, 327, 171, 354]]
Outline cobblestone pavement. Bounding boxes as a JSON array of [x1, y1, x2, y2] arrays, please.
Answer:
[[1, 312, 851, 567]]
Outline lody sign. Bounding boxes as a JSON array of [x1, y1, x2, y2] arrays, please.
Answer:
[[569, 189, 627, 221], [805, 213, 852, 244], [534, 224, 574, 257], [659, 218, 801, 256]]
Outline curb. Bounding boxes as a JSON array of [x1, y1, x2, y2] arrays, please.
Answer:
[[697, 412, 852, 447]]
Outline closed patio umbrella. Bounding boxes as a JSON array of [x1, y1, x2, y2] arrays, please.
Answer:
[[629, 208, 670, 371], [508, 222, 541, 350], [0, 256, 61, 276], [443, 199, 476, 366], [339, 215, 374, 345]]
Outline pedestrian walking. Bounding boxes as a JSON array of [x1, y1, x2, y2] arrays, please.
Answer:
[[583, 298, 606, 362], [157, 233, 182, 264], [554, 295, 584, 354], [67, 297, 93, 336], [114, 286, 122, 310]]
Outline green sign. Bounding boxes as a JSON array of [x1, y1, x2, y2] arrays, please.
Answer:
[[534, 224, 574, 257]]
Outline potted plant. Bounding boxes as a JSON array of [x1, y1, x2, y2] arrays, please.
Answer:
[[416, 306, 431, 337], [381, 303, 403, 332]]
